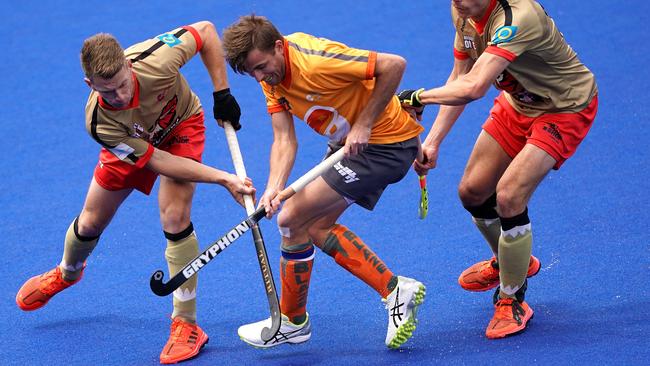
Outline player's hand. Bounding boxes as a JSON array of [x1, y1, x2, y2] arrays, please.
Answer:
[[213, 88, 242, 130], [344, 123, 371, 156], [224, 174, 255, 207], [413, 144, 440, 176], [397, 88, 425, 121], [258, 187, 282, 219]]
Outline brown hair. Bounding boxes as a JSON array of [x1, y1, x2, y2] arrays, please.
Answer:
[[222, 15, 283, 74], [80, 33, 126, 79]]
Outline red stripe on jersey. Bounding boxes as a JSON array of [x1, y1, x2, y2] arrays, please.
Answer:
[[135, 144, 155, 168], [454, 48, 470, 60], [485, 45, 517, 62], [182, 26, 203, 53], [365, 51, 377, 80]]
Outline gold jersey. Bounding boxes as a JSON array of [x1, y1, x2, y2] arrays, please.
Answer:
[[85, 26, 203, 166], [453, 0, 598, 116], [261, 32, 423, 144]]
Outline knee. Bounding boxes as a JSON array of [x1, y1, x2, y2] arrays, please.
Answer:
[[276, 205, 306, 236], [160, 205, 191, 233], [77, 212, 105, 237], [458, 180, 490, 207], [495, 186, 527, 218]]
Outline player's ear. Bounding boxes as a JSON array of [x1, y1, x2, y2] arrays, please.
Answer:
[[84, 77, 93, 89], [274, 39, 284, 54]]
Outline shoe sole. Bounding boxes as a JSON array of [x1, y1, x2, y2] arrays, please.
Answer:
[[387, 283, 426, 349], [238, 333, 311, 349], [460, 258, 542, 292]]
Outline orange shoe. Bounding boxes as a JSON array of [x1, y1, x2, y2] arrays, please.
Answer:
[[160, 318, 209, 364], [458, 256, 541, 292], [16, 266, 83, 311], [485, 298, 534, 339]]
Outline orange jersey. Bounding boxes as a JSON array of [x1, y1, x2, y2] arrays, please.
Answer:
[[261, 33, 423, 144]]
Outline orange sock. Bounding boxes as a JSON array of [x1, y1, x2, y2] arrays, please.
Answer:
[[280, 246, 314, 323], [321, 224, 395, 298]]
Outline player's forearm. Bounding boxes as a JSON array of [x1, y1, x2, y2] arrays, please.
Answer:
[[357, 53, 406, 128], [266, 138, 297, 191], [146, 148, 228, 185], [195, 21, 229, 92], [418, 77, 484, 106], [423, 104, 466, 148]]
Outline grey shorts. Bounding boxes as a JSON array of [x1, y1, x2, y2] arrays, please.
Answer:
[[321, 137, 419, 210]]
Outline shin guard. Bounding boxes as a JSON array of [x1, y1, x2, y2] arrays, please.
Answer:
[[165, 223, 199, 322], [280, 243, 314, 324], [60, 217, 99, 281], [321, 224, 395, 298], [498, 209, 533, 299], [464, 194, 500, 256]]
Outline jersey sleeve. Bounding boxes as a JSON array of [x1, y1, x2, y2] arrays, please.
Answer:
[[126, 25, 203, 78], [453, 32, 470, 60], [86, 104, 153, 167], [485, 9, 542, 62], [311, 42, 377, 85], [261, 82, 286, 114]]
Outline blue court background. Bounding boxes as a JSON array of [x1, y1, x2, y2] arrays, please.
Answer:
[[2, 1, 648, 365]]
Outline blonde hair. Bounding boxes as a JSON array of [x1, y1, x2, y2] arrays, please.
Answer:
[[80, 33, 126, 79], [222, 15, 283, 74]]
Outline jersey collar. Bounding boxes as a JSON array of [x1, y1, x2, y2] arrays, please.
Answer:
[[98, 71, 140, 111], [280, 38, 292, 89], [471, 0, 497, 35]]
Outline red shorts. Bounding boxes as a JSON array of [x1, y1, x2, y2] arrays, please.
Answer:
[[483, 93, 598, 169], [93, 112, 206, 195]]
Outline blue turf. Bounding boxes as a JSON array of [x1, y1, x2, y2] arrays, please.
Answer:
[[2, 1, 649, 365]]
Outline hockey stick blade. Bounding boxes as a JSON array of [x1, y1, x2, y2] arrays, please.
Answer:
[[150, 206, 266, 296]]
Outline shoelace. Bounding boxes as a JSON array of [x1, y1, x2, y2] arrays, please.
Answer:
[[41, 269, 70, 295], [169, 320, 196, 343], [494, 299, 524, 324], [479, 259, 499, 278]]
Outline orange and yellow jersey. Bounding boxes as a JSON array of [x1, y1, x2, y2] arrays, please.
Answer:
[[261, 32, 423, 144], [85, 26, 203, 167], [452, 0, 597, 116]]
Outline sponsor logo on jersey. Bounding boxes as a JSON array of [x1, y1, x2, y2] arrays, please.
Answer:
[[306, 93, 321, 101], [157, 33, 182, 47], [463, 35, 476, 50], [491, 26, 518, 44]]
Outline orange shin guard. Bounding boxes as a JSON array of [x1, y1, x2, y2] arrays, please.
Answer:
[[323, 224, 394, 298], [280, 248, 314, 322]]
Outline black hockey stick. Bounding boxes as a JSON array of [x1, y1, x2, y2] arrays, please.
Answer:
[[149, 147, 345, 298], [222, 122, 279, 341]]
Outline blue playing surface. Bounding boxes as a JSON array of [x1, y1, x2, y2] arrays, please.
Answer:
[[2, 1, 649, 365]]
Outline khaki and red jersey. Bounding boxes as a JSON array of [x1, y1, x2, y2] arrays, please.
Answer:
[[452, 0, 598, 116], [261, 32, 423, 145], [84, 26, 203, 167]]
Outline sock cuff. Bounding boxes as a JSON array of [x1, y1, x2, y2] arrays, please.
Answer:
[[464, 193, 498, 219], [73, 217, 100, 242], [164, 222, 195, 241], [499, 208, 530, 232], [282, 246, 315, 261]]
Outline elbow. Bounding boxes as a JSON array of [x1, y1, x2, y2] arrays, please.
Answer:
[[466, 83, 490, 102]]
